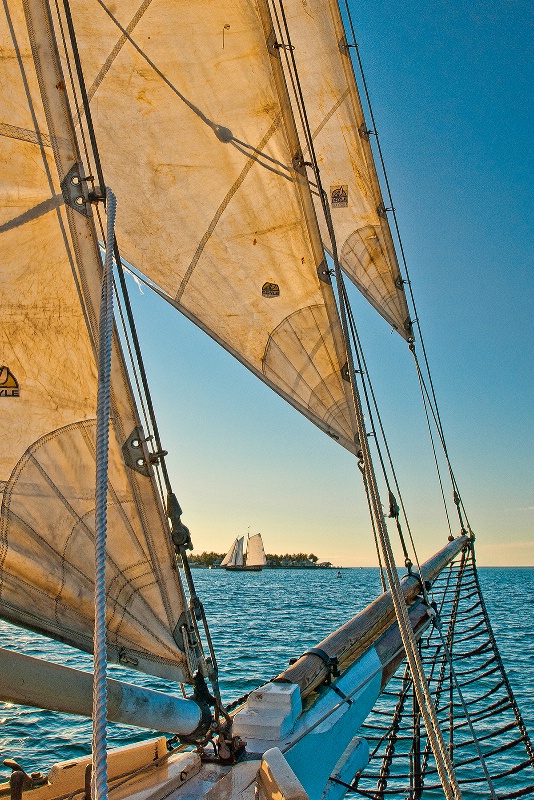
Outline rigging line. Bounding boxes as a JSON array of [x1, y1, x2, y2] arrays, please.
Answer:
[[412, 349, 455, 538], [93, 203, 154, 445], [92, 188, 116, 800], [343, 283, 431, 583], [272, 15, 460, 792], [269, 8, 460, 790], [59, 0, 169, 494], [342, 284, 390, 488], [60, 0, 105, 194], [411, 347, 472, 534], [332, 244, 462, 799], [113, 281, 153, 450], [52, 0, 92, 175], [59, 0, 177, 523], [114, 253, 172, 494], [432, 621, 499, 798], [469, 543, 534, 767], [268, 1, 314, 159], [341, 0, 467, 508], [342, 279, 420, 572], [358, 458, 386, 592], [55, 0, 222, 701], [343, 288, 434, 576]]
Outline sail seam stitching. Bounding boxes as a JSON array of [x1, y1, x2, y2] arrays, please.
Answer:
[[175, 116, 282, 302]]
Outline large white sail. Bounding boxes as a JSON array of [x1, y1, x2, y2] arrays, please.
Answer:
[[220, 538, 240, 567], [59, 0, 361, 455], [0, 0, 194, 683], [273, 0, 412, 338], [246, 534, 267, 568]]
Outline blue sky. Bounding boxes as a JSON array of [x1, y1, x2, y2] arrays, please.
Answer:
[[128, 0, 533, 566]]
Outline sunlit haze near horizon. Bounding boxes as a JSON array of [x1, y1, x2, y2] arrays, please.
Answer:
[[128, 0, 533, 567]]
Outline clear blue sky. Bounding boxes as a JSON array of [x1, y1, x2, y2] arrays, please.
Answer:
[[128, 0, 533, 566]]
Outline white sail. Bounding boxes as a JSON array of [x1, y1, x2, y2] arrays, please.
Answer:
[[275, 0, 412, 338], [235, 537, 245, 568], [59, 0, 361, 455], [0, 0, 194, 683], [220, 538, 240, 567], [246, 534, 267, 568]]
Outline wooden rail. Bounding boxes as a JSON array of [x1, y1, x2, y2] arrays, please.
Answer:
[[276, 536, 469, 698]]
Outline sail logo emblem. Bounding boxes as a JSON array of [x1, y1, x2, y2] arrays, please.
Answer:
[[0, 366, 19, 397], [331, 184, 348, 208], [262, 282, 280, 298]]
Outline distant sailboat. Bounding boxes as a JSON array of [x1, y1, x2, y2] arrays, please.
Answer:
[[221, 533, 267, 572]]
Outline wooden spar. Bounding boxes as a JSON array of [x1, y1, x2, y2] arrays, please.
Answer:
[[276, 535, 469, 698], [0, 648, 201, 735]]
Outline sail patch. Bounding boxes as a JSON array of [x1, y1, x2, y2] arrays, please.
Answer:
[[262, 282, 280, 297], [330, 184, 348, 208], [0, 367, 19, 397]]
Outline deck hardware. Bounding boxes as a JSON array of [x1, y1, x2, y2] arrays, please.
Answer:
[[329, 683, 353, 705], [317, 261, 333, 284], [3, 760, 46, 800], [60, 163, 91, 216], [292, 152, 306, 174], [377, 202, 394, 218], [359, 123, 376, 140], [395, 275, 409, 289], [118, 649, 139, 667], [266, 30, 280, 58], [122, 427, 150, 476], [302, 647, 340, 684], [148, 448, 168, 464]]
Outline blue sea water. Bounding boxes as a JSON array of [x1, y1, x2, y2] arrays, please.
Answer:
[[1, 567, 533, 794]]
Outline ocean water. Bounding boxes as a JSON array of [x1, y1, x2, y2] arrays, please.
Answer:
[[1, 567, 533, 794]]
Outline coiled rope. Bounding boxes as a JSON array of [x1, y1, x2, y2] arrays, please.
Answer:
[[92, 188, 116, 800]]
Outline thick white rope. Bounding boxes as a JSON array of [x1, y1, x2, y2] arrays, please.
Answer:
[[92, 188, 116, 800]]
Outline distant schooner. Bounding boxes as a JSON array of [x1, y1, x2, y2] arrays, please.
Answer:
[[221, 533, 267, 572]]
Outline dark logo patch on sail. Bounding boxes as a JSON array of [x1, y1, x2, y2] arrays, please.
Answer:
[[0, 366, 19, 397], [262, 282, 280, 298], [331, 184, 348, 208]]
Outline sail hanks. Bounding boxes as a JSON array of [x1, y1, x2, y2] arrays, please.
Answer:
[[273, 0, 413, 339], [63, 0, 361, 454], [0, 1, 194, 684]]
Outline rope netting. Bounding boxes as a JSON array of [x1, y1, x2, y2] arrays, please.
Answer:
[[344, 543, 534, 799]]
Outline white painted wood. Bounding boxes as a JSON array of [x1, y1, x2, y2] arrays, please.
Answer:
[[233, 683, 302, 740]]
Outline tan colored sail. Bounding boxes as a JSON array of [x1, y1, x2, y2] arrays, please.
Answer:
[[246, 534, 266, 567], [272, 0, 412, 338], [0, 0, 194, 683], [61, 0, 360, 453]]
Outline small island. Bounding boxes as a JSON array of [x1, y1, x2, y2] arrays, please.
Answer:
[[189, 551, 332, 569]]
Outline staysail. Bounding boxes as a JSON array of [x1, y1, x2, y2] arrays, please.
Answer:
[[59, 0, 362, 455], [273, 0, 412, 338], [246, 534, 267, 568], [221, 538, 241, 568], [0, 0, 194, 683]]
